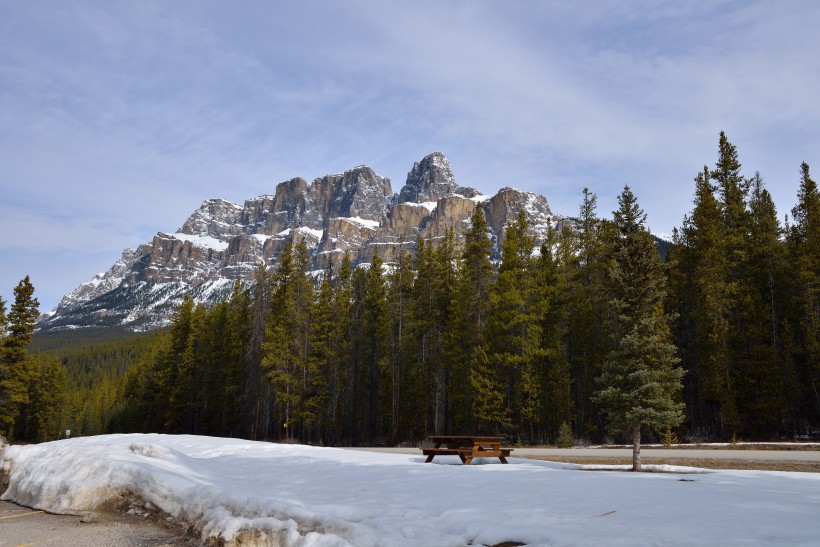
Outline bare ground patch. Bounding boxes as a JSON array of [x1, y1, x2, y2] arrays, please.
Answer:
[[526, 455, 820, 473]]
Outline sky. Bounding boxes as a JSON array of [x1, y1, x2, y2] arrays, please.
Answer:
[[2, 1, 820, 313]]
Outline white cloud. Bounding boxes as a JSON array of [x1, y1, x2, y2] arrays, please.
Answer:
[[1, 0, 819, 309]]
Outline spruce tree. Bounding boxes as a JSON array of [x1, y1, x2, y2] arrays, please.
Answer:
[[388, 242, 415, 444], [675, 167, 737, 437], [29, 355, 67, 441], [309, 256, 353, 444], [536, 226, 572, 443], [487, 211, 545, 439], [408, 231, 458, 436], [1, 276, 40, 439], [737, 173, 790, 436], [430, 230, 458, 434], [593, 186, 685, 471], [348, 264, 369, 443], [223, 281, 251, 437], [361, 249, 390, 441], [570, 189, 613, 441], [246, 262, 273, 440], [447, 204, 496, 433], [403, 237, 435, 439], [170, 301, 207, 433], [263, 242, 314, 441], [789, 162, 820, 426], [712, 132, 751, 435]]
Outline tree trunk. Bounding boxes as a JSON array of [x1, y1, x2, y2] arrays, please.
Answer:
[[631, 424, 642, 472]]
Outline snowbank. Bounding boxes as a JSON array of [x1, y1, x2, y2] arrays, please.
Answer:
[[2, 434, 819, 546]]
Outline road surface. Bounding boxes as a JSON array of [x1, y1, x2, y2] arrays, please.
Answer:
[[343, 446, 820, 461], [0, 500, 194, 547]]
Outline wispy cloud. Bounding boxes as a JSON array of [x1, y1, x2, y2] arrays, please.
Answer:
[[1, 0, 818, 310]]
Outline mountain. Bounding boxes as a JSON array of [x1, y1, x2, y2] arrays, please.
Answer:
[[39, 152, 569, 332]]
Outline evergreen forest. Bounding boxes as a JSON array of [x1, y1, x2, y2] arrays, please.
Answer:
[[2, 132, 818, 446]]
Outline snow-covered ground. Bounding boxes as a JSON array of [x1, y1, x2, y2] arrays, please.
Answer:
[[2, 434, 819, 546]]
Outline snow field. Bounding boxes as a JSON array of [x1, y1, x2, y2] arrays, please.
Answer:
[[2, 434, 819, 546]]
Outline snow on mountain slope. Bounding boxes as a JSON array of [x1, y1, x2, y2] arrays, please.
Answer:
[[39, 152, 566, 333]]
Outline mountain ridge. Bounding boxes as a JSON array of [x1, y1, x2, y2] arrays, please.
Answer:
[[39, 152, 568, 332]]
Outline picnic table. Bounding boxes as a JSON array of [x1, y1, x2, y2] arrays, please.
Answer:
[[421, 435, 512, 465]]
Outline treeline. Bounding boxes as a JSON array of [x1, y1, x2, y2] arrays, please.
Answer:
[[2, 279, 163, 442], [117, 208, 580, 445], [0, 277, 67, 442], [114, 133, 819, 444], [670, 133, 819, 439], [8, 131, 819, 445]]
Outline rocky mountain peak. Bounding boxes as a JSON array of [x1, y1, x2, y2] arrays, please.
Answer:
[[40, 153, 568, 333], [397, 152, 461, 203], [179, 198, 245, 238]]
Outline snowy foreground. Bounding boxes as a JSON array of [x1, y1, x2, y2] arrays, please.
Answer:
[[2, 435, 820, 546]]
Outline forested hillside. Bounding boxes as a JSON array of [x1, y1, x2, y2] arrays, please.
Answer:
[[4, 132, 818, 445]]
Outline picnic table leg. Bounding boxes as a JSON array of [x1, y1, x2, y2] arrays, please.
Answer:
[[424, 441, 443, 463]]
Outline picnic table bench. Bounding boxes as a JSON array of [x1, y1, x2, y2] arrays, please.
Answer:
[[421, 435, 512, 465]]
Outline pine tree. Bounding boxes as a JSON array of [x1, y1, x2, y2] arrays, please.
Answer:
[[674, 166, 737, 437], [536, 226, 572, 443], [566, 189, 611, 441], [246, 262, 273, 440], [263, 242, 314, 441], [388, 242, 415, 444], [348, 264, 368, 443], [403, 237, 435, 439], [736, 173, 791, 436], [789, 162, 820, 427], [223, 281, 251, 437], [594, 186, 685, 471], [448, 203, 497, 433], [486, 211, 545, 440], [0, 296, 6, 345], [29, 355, 68, 442], [712, 132, 752, 436], [430, 230, 458, 434], [310, 261, 351, 444], [1, 276, 40, 439], [406, 231, 458, 437], [361, 249, 390, 441]]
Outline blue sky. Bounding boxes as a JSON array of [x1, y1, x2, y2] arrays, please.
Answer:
[[2, 1, 819, 313]]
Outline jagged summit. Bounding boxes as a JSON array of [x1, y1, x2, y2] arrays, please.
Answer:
[[39, 152, 564, 333], [397, 152, 482, 204]]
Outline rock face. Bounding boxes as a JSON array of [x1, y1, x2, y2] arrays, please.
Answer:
[[399, 152, 459, 203], [40, 152, 567, 332]]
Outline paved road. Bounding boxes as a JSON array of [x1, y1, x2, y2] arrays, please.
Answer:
[[0, 500, 194, 547], [344, 446, 820, 461]]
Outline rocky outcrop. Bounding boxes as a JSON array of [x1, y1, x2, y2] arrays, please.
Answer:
[[40, 152, 568, 332], [398, 152, 455, 203], [486, 188, 553, 249]]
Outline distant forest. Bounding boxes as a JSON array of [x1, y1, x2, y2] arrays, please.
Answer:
[[3, 132, 818, 445]]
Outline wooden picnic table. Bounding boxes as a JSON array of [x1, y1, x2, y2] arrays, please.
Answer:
[[421, 435, 512, 465]]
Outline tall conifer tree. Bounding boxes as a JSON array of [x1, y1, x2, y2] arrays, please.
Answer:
[[388, 243, 415, 444], [594, 186, 685, 470], [1, 277, 40, 439], [487, 211, 545, 439], [263, 242, 314, 441], [676, 167, 737, 436], [361, 249, 390, 441], [448, 203, 497, 433], [790, 162, 820, 425]]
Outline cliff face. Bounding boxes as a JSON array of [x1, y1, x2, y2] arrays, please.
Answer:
[[41, 152, 566, 332]]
